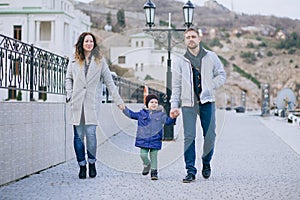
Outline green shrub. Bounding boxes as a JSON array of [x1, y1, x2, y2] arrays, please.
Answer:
[[288, 48, 296, 54], [16, 90, 22, 101], [209, 38, 223, 48], [233, 64, 260, 88], [240, 51, 257, 64], [266, 51, 273, 57], [258, 42, 267, 47], [246, 42, 255, 48], [218, 55, 228, 67], [276, 32, 300, 49]]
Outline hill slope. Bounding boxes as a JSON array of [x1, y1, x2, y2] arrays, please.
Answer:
[[76, 0, 300, 109]]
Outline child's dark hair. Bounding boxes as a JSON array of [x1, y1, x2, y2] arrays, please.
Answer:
[[145, 94, 159, 107]]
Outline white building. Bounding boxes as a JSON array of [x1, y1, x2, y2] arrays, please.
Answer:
[[110, 32, 184, 83], [0, 0, 91, 101], [0, 0, 91, 58]]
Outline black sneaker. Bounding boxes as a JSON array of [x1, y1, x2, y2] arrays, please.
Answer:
[[182, 173, 195, 183], [202, 163, 211, 179], [142, 164, 151, 175], [79, 165, 86, 179], [151, 169, 158, 180], [89, 163, 97, 178]]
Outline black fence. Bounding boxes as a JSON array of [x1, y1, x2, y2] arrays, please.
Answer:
[[0, 34, 165, 102], [0, 34, 68, 100], [112, 75, 165, 104]]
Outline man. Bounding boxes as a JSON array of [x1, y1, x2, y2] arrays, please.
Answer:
[[170, 28, 226, 183]]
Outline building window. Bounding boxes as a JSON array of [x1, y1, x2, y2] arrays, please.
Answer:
[[118, 56, 126, 64], [13, 25, 22, 40], [141, 41, 144, 47], [141, 63, 144, 72], [136, 41, 138, 47], [64, 23, 70, 49], [51, 0, 55, 9], [40, 21, 51, 41]]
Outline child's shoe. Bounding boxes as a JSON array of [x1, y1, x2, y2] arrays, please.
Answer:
[[151, 169, 158, 180], [142, 164, 151, 175]]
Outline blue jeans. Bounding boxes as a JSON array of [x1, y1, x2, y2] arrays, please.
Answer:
[[182, 102, 216, 175], [73, 124, 97, 166]]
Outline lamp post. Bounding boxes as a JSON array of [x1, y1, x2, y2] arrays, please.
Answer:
[[261, 83, 270, 116], [241, 91, 246, 108], [143, 0, 195, 140]]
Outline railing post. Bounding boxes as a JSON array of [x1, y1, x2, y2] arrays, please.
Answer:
[[30, 44, 34, 101]]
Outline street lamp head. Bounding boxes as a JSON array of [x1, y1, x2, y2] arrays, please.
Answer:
[[144, 0, 156, 28], [183, 0, 195, 28]]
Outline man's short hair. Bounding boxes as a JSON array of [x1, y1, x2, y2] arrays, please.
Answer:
[[184, 27, 199, 36]]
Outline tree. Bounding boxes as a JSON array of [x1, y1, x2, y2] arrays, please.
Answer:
[[276, 32, 300, 49], [117, 9, 126, 28], [106, 11, 112, 25]]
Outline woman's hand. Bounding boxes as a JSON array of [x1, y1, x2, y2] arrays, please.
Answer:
[[118, 104, 125, 111]]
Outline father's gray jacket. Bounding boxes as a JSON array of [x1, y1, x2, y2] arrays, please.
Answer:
[[170, 49, 226, 108]]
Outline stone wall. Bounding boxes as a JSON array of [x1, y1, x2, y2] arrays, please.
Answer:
[[0, 101, 141, 186], [0, 102, 72, 185]]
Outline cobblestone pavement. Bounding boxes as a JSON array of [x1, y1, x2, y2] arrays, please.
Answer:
[[1, 110, 300, 200]]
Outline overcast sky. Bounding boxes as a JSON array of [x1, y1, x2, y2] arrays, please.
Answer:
[[199, 0, 300, 20], [77, 0, 300, 20]]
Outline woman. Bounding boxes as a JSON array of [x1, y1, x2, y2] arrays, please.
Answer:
[[65, 32, 124, 179]]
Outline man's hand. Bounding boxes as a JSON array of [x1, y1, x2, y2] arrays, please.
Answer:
[[170, 108, 180, 119]]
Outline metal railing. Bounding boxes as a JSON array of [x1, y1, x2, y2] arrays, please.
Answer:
[[0, 33, 165, 102], [0, 34, 69, 100], [112, 75, 165, 104]]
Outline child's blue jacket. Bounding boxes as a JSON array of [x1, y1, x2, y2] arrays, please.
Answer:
[[123, 106, 176, 150]]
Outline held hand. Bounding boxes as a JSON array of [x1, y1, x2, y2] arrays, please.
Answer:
[[118, 104, 125, 111], [170, 108, 180, 119]]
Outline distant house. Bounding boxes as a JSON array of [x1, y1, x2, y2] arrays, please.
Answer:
[[275, 30, 287, 40], [110, 32, 183, 82], [0, 0, 91, 58], [241, 26, 260, 34]]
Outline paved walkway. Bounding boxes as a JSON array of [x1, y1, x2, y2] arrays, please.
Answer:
[[1, 108, 300, 200]]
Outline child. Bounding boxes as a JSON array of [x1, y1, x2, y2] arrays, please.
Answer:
[[122, 94, 179, 180]]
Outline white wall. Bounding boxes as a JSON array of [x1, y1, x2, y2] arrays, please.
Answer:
[[0, 101, 72, 186], [0, 101, 136, 186]]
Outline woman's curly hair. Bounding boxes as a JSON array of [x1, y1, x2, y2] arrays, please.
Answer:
[[74, 32, 102, 65]]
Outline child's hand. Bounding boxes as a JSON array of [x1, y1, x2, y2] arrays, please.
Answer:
[[170, 109, 180, 119]]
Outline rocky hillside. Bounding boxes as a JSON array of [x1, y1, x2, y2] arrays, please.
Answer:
[[76, 0, 300, 109], [81, 0, 300, 35]]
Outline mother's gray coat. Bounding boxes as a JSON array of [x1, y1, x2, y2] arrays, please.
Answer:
[[65, 57, 123, 125]]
